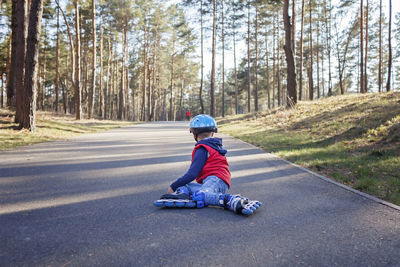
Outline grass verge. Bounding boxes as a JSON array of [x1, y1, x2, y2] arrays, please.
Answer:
[[0, 108, 133, 151], [218, 92, 400, 206]]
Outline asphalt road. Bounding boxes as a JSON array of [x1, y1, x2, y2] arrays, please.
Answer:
[[1, 122, 399, 267]]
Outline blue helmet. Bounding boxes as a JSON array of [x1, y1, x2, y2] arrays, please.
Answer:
[[189, 114, 218, 135]]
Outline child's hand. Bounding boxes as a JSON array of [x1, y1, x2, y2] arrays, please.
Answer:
[[168, 187, 174, 194]]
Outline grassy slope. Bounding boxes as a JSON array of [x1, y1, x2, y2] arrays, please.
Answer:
[[0, 109, 133, 150], [218, 92, 400, 205]]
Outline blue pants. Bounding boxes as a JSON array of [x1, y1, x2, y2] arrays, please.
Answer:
[[177, 176, 228, 206]]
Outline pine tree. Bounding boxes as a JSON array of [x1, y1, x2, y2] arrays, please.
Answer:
[[14, 0, 27, 123], [283, 0, 297, 107], [20, 0, 44, 131], [386, 0, 392, 92]]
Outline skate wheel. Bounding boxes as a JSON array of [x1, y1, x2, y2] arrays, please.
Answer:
[[175, 202, 185, 208]]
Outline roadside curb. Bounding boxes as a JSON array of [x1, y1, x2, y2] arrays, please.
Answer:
[[227, 134, 400, 212]]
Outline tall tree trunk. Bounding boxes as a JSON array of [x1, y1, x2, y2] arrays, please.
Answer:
[[308, 0, 313, 100], [142, 29, 147, 121], [55, 7, 60, 112], [105, 37, 111, 118], [14, 0, 27, 123], [233, 30, 238, 114], [131, 73, 136, 121], [82, 39, 88, 113], [40, 29, 46, 111], [146, 44, 151, 121], [99, 27, 104, 117], [118, 55, 125, 120], [199, 0, 204, 114], [150, 32, 157, 121], [146, 31, 152, 121], [386, 0, 392, 92], [283, 0, 297, 107], [254, 3, 258, 112], [246, 0, 251, 113], [74, 0, 82, 120], [161, 88, 166, 120], [272, 13, 276, 108], [126, 68, 130, 119], [88, 0, 96, 118], [221, 0, 225, 117], [299, 0, 304, 101], [277, 33, 281, 107], [65, 50, 71, 113], [7, 1, 17, 108], [169, 51, 174, 121], [364, 0, 368, 92], [36, 63, 41, 110], [316, 3, 320, 98], [110, 50, 115, 119], [118, 24, 127, 120], [265, 35, 270, 109], [321, 32, 325, 97], [179, 75, 184, 120], [61, 78, 67, 114], [20, 0, 44, 132], [5, 34, 11, 107], [210, 0, 216, 117], [109, 44, 115, 119], [291, 0, 296, 96], [1, 74, 4, 107], [378, 0, 382, 93], [360, 0, 364, 93], [324, 0, 331, 96]]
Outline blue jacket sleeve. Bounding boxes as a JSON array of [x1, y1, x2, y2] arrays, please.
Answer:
[[170, 147, 208, 191]]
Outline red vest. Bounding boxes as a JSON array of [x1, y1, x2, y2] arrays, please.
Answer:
[[192, 144, 231, 188]]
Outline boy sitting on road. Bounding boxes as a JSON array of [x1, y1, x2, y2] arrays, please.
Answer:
[[154, 114, 261, 215]]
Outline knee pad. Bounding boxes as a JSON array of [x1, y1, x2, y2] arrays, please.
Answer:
[[193, 191, 207, 208]]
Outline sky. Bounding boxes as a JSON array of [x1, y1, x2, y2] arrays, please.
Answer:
[[188, 0, 400, 88]]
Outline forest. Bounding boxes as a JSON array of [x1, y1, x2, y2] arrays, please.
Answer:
[[0, 0, 399, 132]]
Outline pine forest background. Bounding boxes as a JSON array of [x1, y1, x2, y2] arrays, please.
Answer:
[[0, 0, 399, 131]]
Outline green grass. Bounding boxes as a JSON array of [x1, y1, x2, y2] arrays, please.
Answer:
[[218, 92, 400, 206], [0, 109, 133, 150]]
